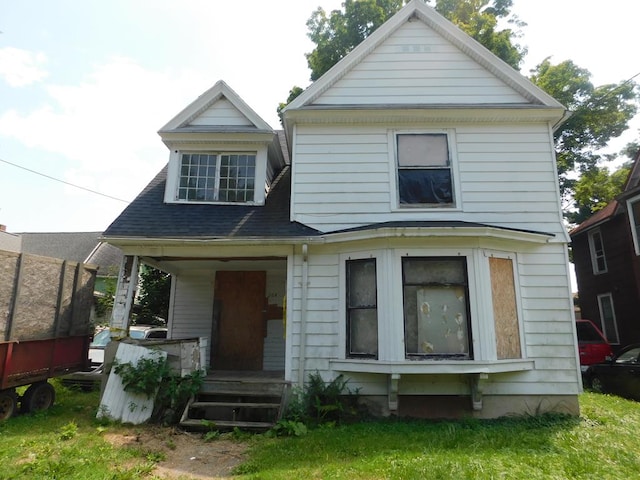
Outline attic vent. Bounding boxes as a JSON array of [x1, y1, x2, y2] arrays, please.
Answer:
[[400, 44, 431, 53]]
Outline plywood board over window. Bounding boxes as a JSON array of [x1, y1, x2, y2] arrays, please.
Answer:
[[489, 257, 521, 359]]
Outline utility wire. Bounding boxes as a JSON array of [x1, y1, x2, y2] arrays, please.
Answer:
[[0, 157, 130, 203]]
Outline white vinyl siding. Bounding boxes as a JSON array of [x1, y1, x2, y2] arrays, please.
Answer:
[[291, 123, 563, 236], [169, 276, 214, 363], [188, 98, 253, 127], [314, 20, 527, 105]]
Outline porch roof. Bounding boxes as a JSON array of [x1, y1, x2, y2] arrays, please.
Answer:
[[102, 165, 320, 239]]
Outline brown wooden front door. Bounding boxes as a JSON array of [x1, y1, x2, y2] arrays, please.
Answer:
[[211, 271, 266, 370]]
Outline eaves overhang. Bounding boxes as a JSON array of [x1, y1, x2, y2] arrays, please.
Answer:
[[158, 129, 275, 149], [103, 222, 554, 253], [283, 105, 564, 142], [320, 223, 555, 245]]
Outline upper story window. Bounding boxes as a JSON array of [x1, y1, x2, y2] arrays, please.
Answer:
[[597, 293, 619, 344], [396, 133, 454, 207], [177, 152, 256, 203], [402, 257, 471, 359], [588, 229, 607, 274], [628, 197, 640, 255]]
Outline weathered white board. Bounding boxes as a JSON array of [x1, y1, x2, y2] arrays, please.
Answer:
[[97, 342, 167, 424]]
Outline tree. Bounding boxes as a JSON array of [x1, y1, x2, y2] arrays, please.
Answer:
[[306, 0, 405, 81], [568, 162, 632, 225], [529, 59, 638, 205], [430, 0, 526, 69], [136, 265, 171, 325], [277, 86, 304, 124]]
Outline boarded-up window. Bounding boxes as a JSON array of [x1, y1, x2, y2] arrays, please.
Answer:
[[346, 259, 378, 358], [489, 257, 521, 359]]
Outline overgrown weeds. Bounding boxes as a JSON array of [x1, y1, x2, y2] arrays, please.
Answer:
[[274, 371, 365, 436]]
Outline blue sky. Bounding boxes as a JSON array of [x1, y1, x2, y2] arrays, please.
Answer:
[[1, 0, 639, 233]]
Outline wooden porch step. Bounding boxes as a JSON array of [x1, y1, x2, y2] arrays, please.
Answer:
[[200, 380, 286, 396], [180, 419, 274, 430], [190, 401, 280, 409], [179, 374, 291, 432]]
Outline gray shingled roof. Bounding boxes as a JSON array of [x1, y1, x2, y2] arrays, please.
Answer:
[[103, 165, 320, 239], [20, 231, 103, 263], [19, 231, 122, 274]]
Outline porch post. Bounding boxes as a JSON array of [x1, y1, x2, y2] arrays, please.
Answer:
[[109, 255, 139, 338], [298, 244, 309, 386]]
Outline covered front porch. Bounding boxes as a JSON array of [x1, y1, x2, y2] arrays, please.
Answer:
[[107, 249, 293, 429]]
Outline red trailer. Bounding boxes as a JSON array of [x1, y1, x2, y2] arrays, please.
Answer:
[[0, 249, 96, 420]]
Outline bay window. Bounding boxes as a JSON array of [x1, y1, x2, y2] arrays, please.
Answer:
[[402, 257, 471, 358], [346, 258, 378, 358]]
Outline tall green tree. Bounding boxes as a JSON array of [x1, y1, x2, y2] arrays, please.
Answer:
[[568, 161, 632, 225], [529, 59, 638, 204], [431, 0, 526, 69], [306, 0, 406, 81], [136, 265, 171, 325]]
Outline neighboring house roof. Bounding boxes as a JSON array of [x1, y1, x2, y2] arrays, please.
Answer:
[[570, 150, 640, 237], [19, 231, 121, 274], [103, 165, 320, 239], [85, 242, 123, 275], [0, 229, 21, 252], [569, 201, 619, 236]]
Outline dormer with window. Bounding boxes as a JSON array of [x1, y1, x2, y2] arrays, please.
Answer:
[[158, 81, 285, 206]]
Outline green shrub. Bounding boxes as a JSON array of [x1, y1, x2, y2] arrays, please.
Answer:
[[282, 371, 364, 427], [113, 353, 204, 424]]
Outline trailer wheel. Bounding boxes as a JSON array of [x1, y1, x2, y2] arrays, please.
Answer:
[[0, 390, 18, 420], [21, 382, 56, 413]]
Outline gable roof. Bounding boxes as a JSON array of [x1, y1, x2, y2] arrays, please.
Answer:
[[102, 164, 319, 240], [284, 0, 564, 113], [159, 80, 273, 134], [569, 201, 619, 236]]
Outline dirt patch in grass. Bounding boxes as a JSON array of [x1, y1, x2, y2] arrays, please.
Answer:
[[104, 426, 248, 479]]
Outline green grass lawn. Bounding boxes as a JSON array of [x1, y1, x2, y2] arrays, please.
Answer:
[[237, 392, 640, 480], [1, 382, 638, 479], [0, 382, 160, 480]]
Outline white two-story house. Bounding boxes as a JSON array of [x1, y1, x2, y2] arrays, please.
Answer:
[[103, 0, 579, 420]]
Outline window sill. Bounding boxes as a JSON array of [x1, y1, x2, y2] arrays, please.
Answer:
[[330, 358, 534, 375]]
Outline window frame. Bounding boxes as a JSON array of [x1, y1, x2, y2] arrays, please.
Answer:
[[597, 292, 620, 345], [401, 256, 473, 360], [389, 129, 461, 210], [175, 151, 257, 204], [587, 228, 607, 274], [626, 195, 640, 255], [165, 147, 267, 206], [345, 258, 379, 359]]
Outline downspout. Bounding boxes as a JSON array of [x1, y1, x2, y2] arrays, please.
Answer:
[[298, 243, 309, 386]]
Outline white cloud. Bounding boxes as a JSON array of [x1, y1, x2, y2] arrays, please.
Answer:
[[0, 47, 48, 87], [0, 56, 211, 203]]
